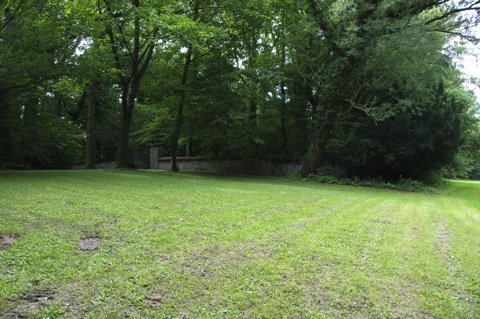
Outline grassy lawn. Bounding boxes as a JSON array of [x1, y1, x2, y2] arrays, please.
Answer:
[[0, 170, 479, 318]]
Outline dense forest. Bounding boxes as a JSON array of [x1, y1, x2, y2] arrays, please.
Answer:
[[1, 0, 479, 181]]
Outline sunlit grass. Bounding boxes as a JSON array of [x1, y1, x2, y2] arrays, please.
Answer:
[[0, 170, 478, 318]]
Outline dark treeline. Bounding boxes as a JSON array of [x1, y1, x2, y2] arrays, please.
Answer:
[[1, 0, 479, 181]]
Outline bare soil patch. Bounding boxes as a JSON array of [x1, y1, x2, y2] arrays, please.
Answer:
[[146, 293, 165, 305], [0, 235, 18, 252], [5, 288, 54, 319], [370, 219, 391, 225], [77, 237, 100, 251], [434, 220, 453, 265]]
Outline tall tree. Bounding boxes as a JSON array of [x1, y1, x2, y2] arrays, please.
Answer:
[[97, 0, 158, 168], [0, 0, 83, 168], [301, 0, 480, 176], [85, 81, 98, 169], [170, 0, 201, 172]]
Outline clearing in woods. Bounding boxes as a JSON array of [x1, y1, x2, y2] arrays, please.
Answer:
[[0, 170, 478, 318]]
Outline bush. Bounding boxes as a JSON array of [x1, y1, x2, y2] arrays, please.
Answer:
[[469, 162, 480, 180], [22, 114, 83, 169], [306, 174, 435, 192]]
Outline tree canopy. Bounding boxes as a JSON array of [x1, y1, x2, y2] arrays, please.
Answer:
[[1, 0, 479, 181]]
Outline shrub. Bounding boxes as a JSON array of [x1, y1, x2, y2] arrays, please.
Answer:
[[306, 174, 435, 192]]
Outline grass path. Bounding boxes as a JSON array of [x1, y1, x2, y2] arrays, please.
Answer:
[[0, 170, 478, 318]]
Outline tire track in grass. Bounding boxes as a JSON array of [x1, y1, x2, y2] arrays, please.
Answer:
[[292, 193, 440, 318], [446, 202, 480, 309], [155, 184, 354, 250], [389, 193, 479, 319], [372, 198, 438, 319], [144, 192, 361, 317], [266, 195, 388, 317], [215, 194, 364, 317], [429, 196, 480, 318], [387, 196, 468, 319], [433, 219, 454, 273], [301, 197, 382, 317]]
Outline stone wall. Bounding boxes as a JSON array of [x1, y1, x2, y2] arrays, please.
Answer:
[[154, 156, 302, 176]]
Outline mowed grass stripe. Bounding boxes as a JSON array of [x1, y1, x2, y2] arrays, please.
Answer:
[[0, 170, 478, 318]]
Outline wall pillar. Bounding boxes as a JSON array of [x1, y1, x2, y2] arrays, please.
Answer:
[[149, 147, 160, 169]]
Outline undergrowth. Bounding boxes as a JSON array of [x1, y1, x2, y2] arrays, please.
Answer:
[[305, 174, 437, 192]]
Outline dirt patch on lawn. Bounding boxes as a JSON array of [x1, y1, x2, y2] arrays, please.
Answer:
[[370, 219, 391, 225], [0, 234, 18, 252], [146, 293, 165, 305], [77, 237, 100, 251], [433, 220, 454, 269], [4, 288, 55, 319]]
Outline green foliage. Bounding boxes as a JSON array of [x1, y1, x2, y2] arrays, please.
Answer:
[[300, 0, 480, 176], [444, 101, 480, 179], [323, 82, 474, 181], [21, 113, 83, 169], [1, 0, 479, 180], [468, 162, 480, 180]]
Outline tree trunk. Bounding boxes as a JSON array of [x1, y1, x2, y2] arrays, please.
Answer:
[[249, 92, 257, 129], [0, 98, 12, 163], [0, 126, 11, 163], [53, 92, 65, 118], [85, 82, 97, 169], [23, 96, 38, 132], [114, 2, 141, 169], [279, 37, 287, 152], [110, 0, 156, 169], [115, 107, 133, 168], [0, 7, 14, 164], [21, 96, 39, 167], [64, 91, 86, 122], [301, 124, 331, 177], [3, 5, 14, 33], [247, 52, 258, 131], [301, 108, 336, 177], [115, 88, 133, 168], [170, 45, 193, 172], [170, 0, 200, 172]]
